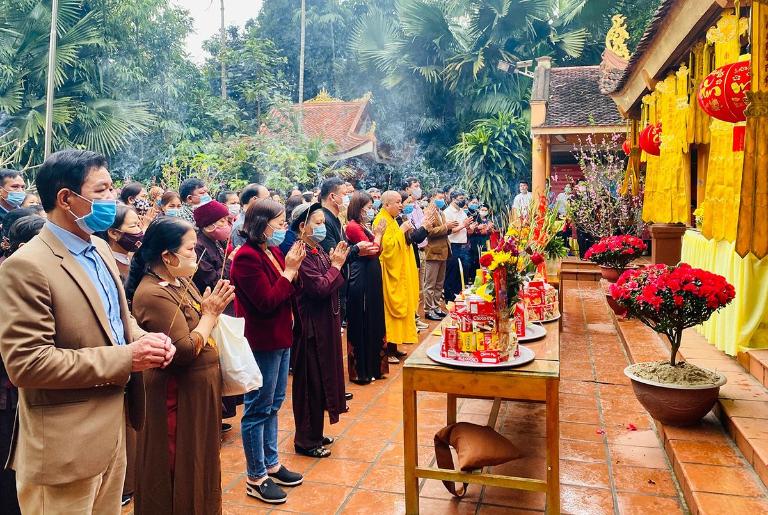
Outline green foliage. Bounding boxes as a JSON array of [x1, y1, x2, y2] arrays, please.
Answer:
[[203, 23, 291, 118], [160, 130, 335, 195], [0, 0, 155, 167], [448, 113, 530, 216]]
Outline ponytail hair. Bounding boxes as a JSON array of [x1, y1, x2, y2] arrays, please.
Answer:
[[125, 217, 194, 303]]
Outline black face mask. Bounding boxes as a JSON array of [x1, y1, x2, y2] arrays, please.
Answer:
[[456, 200, 466, 208]]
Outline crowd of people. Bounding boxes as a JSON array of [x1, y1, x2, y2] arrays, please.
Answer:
[[0, 150, 501, 514]]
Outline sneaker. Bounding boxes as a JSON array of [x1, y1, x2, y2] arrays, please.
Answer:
[[221, 423, 232, 433], [268, 465, 304, 487], [121, 495, 132, 507], [416, 320, 429, 330], [246, 477, 287, 504], [425, 310, 443, 321]]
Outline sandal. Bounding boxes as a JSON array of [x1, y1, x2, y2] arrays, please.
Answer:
[[294, 445, 331, 458], [388, 356, 400, 364]]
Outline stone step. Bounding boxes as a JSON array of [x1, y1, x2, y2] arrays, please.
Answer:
[[611, 314, 768, 513]]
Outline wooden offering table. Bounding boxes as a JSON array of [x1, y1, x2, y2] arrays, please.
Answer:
[[402, 324, 560, 514]]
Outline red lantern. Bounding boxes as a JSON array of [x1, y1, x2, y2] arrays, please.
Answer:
[[697, 60, 751, 123], [638, 123, 662, 156], [621, 140, 632, 155]]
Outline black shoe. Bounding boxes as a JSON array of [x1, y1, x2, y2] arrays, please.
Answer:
[[435, 310, 447, 318], [221, 423, 232, 433], [246, 477, 287, 504], [426, 311, 443, 321], [294, 445, 332, 458], [393, 350, 407, 358], [351, 378, 372, 385], [121, 495, 132, 507], [345, 392, 353, 401], [268, 465, 304, 487], [322, 436, 335, 446]]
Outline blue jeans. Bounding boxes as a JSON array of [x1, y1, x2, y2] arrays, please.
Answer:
[[241, 348, 290, 479]]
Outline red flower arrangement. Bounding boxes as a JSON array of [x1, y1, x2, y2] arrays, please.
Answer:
[[610, 264, 735, 366], [479, 253, 494, 268], [584, 235, 647, 269]]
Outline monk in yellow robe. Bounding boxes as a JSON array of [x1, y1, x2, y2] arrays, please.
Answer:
[[374, 191, 419, 357]]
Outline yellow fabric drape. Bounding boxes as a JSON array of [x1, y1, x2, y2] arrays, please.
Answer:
[[687, 43, 712, 146], [641, 71, 690, 224], [374, 209, 418, 345], [682, 230, 768, 355], [701, 13, 748, 242]]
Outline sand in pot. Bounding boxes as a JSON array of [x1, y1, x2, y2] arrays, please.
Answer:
[[628, 361, 722, 386]]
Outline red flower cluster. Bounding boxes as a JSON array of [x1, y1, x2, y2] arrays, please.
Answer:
[[494, 236, 519, 255], [610, 263, 735, 366], [584, 235, 647, 269], [610, 263, 735, 323], [530, 252, 545, 266], [479, 253, 494, 268]]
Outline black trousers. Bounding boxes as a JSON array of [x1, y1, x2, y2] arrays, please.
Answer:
[[444, 243, 471, 303], [0, 404, 20, 515]]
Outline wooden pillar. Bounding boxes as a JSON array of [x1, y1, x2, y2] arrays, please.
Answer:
[[532, 135, 547, 195]]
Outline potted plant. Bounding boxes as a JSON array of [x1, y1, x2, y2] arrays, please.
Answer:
[[585, 235, 647, 283], [610, 264, 735, 426]]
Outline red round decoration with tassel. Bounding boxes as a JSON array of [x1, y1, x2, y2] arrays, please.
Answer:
[[621, 140, 632, 155], [697, 60, 751, 123], [638, 123, 662, 156]]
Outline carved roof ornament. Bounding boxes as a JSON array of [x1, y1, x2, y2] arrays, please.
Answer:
[[706, 12, 748, 46], [606, 15, 631, 61], [306, 88, 342, 103], [354, 92, 373, 103]]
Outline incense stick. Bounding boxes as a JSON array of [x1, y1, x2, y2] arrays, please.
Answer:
[[220, 232, 232, 280]]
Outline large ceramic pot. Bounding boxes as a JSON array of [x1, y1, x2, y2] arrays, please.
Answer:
[[605, 293, 627, 316], [624, 365, 727, 426], [599, 266, 624, 283]]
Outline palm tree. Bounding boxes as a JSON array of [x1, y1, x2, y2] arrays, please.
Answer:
[[448, 113, 531, 216], [0, 0, 154, 167]]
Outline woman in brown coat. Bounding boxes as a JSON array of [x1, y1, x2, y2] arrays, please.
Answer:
[[125, 217, 235, 515]]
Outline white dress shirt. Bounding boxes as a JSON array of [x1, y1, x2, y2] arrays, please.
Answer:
[[444, 204, 468, 244]]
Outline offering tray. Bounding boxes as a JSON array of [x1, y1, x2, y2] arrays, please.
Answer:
[[426, 343, 535, 369]]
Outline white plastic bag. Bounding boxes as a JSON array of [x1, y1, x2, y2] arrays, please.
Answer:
[[212, 314, 262, 396]]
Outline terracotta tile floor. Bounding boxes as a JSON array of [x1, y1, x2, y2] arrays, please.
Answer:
[[122, 280, 689, 514]]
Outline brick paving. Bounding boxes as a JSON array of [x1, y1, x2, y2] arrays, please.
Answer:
[[122, 280, 689, 514]]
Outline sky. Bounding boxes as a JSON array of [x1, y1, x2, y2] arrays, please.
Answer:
[[175, 0, 264, 62]]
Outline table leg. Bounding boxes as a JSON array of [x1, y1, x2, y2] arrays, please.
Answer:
[[545, 379, 560, 515], [403, 376, 419, 515], [487, 397, 502, 429], [447, 394, 457, 425]]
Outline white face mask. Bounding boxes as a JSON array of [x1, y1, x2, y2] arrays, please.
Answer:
[[227, 204, 241, 217], [412, 187, 422, 200]]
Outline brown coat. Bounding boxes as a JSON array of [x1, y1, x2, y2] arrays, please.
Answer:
[[131, 274, 222, 515], [0, 225, 144, 486], [424, 209, 451, 261]]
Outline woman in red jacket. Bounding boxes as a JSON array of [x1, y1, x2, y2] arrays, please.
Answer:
[[229, 200, 306, 505]]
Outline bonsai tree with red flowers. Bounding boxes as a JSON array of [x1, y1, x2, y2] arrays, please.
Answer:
[[610, 263, 736, 425], [585, 235, 647, 270], [610, 264, 735, 367]]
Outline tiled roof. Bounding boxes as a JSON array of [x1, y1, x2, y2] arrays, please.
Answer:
[[600, 0, 677, 94], [542, 67, 624, 128], [285, 100, 375, 155]]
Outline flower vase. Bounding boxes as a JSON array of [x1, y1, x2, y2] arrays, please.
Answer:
[[599, 266, 624, 283]]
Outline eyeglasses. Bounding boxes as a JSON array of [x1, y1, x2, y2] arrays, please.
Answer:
[[268, 221, 288, 230]]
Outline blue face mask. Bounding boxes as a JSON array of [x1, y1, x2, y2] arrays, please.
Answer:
[[5, 190, 25, 206], [403, 204, 414, 216], [71, 193, 117, 234], [195, 194, 212, 207], [435, 199, 446, 209], [366, 208, 375, 220], [373, 199, 382, 209], [310, 225, 327, 243], [469, 203, 479, 211], [267, 229, 287, 247], [165, 208, 181, 217]]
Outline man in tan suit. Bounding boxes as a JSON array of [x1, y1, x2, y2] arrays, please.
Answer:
[[0, 150, 176, 514], [423, 190, 458, 320]]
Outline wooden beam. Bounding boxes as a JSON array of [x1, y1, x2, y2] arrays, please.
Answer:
[[414, 467, 548, 492], [611, 0, 725, 114]]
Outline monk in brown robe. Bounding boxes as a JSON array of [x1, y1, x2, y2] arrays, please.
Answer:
[[291, 202, 350, 457]]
